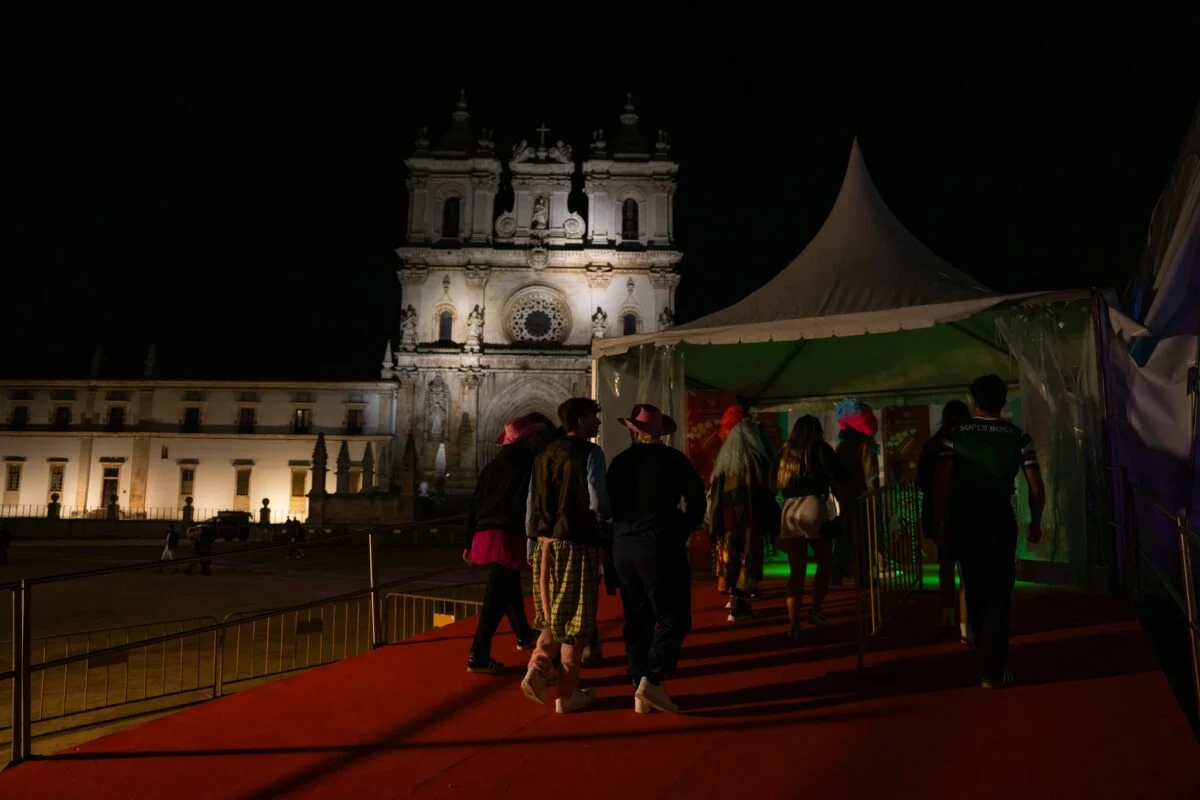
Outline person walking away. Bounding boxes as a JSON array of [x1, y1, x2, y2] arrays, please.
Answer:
[[918, 400, 972, 636], [521, 397, 608, 713], [463, 416, 543, 674], [607, 404, 705, 713], [706, 406, 779, 623], [185, 527, 214, 576], [157, 524, 180, 572], [934, 374, 1045, 688], [288, 518, 306, 559], [831, 398, 882, 585], [776, 415, 849, 639]]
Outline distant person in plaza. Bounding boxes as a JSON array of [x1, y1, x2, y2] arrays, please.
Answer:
[[706, 405, 779, 623], [521, 397, 609, 713], [185, 526, 213, 576], [287, 518, 306, 559], [934, 374, 1045, 689], [157, 524, 180, 572], [918, 400, 972, 637], [831, 398, 882, 585], [463, 416, 543, 674], [775, 415, 849, 639], [607, 404, 705, 713], [414, 481, 439, 521]]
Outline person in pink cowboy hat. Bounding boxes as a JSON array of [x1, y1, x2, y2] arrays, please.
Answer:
[[606, 404, 706, 713], [463, 415, 544, 674]]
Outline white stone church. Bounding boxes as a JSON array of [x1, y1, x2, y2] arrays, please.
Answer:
[[0, 94, 681, 521]]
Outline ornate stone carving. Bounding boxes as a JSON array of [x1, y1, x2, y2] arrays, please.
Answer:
[[427, 375, 449, 441], [590, 129, 608, 155], [591, 307, 608, 339], [658, 306, 675, 329], [494, 212, 517, 239], [399, 305, 418, 352], [396, 367, 419, 386], [585, 263, 614, 289], [310, 434, 328, 498], [361, 442, 375, 493], [562, 214, 585, 240], [649, 269, 681, 290], [464, 264, 491, 289], [528, 234, 549, 270], [532, 196, 548, 230], [511, 140, 534, 164], [335, 440, 351, 494], [465, 305, 485, 353], [547, 141, 573, 164], [459, 368, 482, 389], [398, 265, 429, 287], [504, 286, 572, 344]]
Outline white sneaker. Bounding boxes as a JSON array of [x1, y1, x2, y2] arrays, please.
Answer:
[[635, 677, 679, 713], [635, 695, 654, 714], [555, 688, 594, 713], [521, 668, 548, 705]]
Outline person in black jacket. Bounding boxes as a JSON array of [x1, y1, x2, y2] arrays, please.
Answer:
[[607, 404, 705, 713], [463, 416, 544, 674]]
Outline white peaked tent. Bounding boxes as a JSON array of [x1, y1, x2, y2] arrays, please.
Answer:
[[593, 139, 1070, 403]]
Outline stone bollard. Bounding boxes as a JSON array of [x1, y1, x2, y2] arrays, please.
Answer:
[[182, 496, 195, 525], [47, 493, 61, 519]]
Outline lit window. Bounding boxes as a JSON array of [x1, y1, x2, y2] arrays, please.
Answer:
[[6, 464, 22, 491], [235, 469, 251, 497], [180, 468, 195, 495], [291, 471, 307, 497], [293, 408, 312, 434], [48, 464, 65, 493]]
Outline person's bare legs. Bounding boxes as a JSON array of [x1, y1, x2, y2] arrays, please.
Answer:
[[784, 539, 809, 634], [809, 538, 833, 615]]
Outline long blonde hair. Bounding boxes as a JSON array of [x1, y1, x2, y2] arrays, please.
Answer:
[[776, 414, 825, 488], [713, 419, 774, 485]]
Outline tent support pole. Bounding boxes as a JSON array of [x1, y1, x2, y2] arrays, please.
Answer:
[[751, 341, 807, 402]]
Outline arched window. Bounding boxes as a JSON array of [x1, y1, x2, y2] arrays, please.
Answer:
[[622, 313, 638, 336], [441, 197, 461, 239], [621, 199, 639, 240], [438, 311, 454, 342]]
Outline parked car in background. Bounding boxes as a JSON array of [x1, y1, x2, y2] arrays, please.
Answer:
[[186, 510, 252, 543]]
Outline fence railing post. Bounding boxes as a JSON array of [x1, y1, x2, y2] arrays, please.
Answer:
[[368, 531, 381, 649], [15, 580, 31, 763], [213, 628, 225, 699], [1175, 513, 1200, 725], [9, 586, 23, 766]]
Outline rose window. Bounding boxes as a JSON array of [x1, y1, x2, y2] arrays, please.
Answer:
[[504, 288, 571, 343]]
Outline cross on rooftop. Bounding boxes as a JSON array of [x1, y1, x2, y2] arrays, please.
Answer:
[[536, 123, 550, 146]]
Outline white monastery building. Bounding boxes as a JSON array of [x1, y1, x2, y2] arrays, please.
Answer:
[[0, 94, 682, 519]]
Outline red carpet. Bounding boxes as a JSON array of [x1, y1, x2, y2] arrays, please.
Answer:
[[2, 581, 1197, 799]]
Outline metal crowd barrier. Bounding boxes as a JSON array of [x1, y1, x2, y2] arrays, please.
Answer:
[[385, 585, 486, 643], [853, 479, 924, 671], [1107, 466, 1200, 723], [0, 515, 466, 765]]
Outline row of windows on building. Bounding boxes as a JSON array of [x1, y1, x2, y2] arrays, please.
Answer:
[[3, 461, 331, 507], [432, 307, 638, 344], [437, 197, 640, 240], [4, 405, 366, 435]]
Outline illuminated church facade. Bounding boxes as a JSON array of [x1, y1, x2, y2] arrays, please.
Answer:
[[384, 94, 682, 494]]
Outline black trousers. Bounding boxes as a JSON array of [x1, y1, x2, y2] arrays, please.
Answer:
[[470, 563, 534, 661], [613, 530, 692, 686], [955, 505, 1018, 681]]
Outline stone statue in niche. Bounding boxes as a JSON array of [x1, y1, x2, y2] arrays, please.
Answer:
[[591, 307, 608, 339], [532, 196, 548, 230], [658, 306, 675, 329], [426, 376, 449, 440], [465, 305, 485, 352], [400, 304, 418, 350]]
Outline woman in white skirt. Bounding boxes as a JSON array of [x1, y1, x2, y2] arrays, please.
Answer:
[[776, 415, 849, 639]]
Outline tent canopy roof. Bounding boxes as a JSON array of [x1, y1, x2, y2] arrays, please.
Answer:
[[678, 138, 995, 330]]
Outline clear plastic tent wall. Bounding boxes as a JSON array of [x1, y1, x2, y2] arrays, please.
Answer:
[[995, 299, 1107, 586], [595, 344, 687, 457]]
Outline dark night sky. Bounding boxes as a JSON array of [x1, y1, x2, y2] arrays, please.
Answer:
[[10, 8, 1198, 381]]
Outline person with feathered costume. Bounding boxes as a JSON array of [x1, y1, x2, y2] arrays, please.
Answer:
[[831, 398, 882, 585], [705, 406, 780, 622]]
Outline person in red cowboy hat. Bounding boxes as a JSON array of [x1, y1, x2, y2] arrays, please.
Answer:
[[606, 403, 705, 713], [462, 415, 544, 674]]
